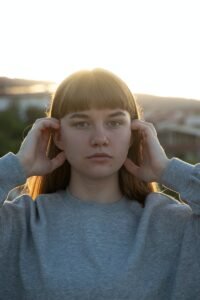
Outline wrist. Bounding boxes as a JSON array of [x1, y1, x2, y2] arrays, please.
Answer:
[[156, 158, 171, 182], [16, 152, 31, 178]]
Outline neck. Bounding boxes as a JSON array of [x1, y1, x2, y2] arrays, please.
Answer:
[[68, 173, 123, 204]]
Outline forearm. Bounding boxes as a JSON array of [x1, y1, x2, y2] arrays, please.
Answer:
[[159, 157, 200, 213], [0, 153, 27, 205]]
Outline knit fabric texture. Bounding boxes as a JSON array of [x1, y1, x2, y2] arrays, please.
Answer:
[[0, 153, 200, 299]]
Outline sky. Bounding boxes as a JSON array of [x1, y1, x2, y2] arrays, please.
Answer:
[[0, 0, 200, 100]]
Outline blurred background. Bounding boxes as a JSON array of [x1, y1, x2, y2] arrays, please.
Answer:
[[0, 0, 200, 198]]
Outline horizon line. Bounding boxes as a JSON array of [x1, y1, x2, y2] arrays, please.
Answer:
[[0, 75, 200, 101]]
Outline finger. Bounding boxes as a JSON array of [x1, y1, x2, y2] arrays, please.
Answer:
[[34, 117, 60, 124], [131, 120, 157, 136], [123, 158, 140, 176], [39, 130, 51, 153], [33, 118, 60, 131], [50, 151, 66, 171], [29, 119, 60, 144]]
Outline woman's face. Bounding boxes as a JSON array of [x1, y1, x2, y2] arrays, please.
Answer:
[[57, 108, 132, 180]]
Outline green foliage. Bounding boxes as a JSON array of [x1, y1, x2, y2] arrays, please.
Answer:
[[0, 103, 44, 156], [24, 106, 45, 124]]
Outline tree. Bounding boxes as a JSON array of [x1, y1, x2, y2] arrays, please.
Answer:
[[0, 103, 46, 156]]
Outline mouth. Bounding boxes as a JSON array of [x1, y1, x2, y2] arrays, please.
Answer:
[[87, 153, 112, 159]]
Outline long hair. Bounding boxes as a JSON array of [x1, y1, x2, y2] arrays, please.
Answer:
[[26, 68, 159, 206]]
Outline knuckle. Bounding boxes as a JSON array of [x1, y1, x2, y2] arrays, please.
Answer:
[[146, 122, 154, 127], [34, 118, 46, 126], [147, 122, 156, 131], [35, 118, 45, 123]]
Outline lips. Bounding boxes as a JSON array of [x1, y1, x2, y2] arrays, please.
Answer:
[[87, 153, 112, 158]]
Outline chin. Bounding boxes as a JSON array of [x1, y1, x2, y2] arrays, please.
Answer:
[[83, 169, 118, 180]]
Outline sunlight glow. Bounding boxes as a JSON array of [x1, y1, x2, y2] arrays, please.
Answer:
[[0, 0, 200, 99]]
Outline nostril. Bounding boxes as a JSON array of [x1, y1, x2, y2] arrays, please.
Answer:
[[91, 136, 109, 146]]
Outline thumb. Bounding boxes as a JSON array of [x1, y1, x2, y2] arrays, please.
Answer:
[[123, 158, 139, 176], [50, 151, 66, 171]]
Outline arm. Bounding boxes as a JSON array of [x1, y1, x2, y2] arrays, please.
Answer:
[[0, 118, 66, 205], [160, 157, 200, 214], [0, 117, 67, 291], [16, 117, 66, 178], [0, 153, 27, 205], [123, 120, 200, 213], [124, 120, 200, 297]]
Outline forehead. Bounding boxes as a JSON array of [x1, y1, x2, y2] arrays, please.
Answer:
[[65, 109, 131, 120]]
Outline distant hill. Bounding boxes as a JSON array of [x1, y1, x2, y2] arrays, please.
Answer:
[[0, 77, 55, 95], [0, 77, 199, 112], [136, 94, 200, 110], [0, 77, 53, 88]]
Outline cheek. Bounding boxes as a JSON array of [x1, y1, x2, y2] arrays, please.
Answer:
[[61, 132, 85, 162], [118, 128, 132, 146], [62, 135, 79, 151], [114, 128, 132, 156]]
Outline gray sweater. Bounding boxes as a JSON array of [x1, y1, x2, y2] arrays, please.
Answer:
[[0, 153, 200, 300]]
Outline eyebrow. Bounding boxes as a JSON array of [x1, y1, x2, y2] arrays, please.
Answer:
[[68, 111, 128, 119]]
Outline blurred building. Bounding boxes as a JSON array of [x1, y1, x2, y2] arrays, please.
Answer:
[[0, 93, 51, 120], [0, 83, 200, 163], [157, 123, 200, 162]]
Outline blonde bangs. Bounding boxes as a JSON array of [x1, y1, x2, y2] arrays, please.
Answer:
[[48, 69, 137, 118]]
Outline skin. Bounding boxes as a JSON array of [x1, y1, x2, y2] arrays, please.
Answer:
[[16, 108, 170, 203], [54, 109, 132, 202]]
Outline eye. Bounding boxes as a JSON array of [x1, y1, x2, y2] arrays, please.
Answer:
[[107, 120, 123, 128], [73, 121, 90, 128]]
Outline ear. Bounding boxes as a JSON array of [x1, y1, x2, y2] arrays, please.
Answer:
[[53, 131, 64, 151]]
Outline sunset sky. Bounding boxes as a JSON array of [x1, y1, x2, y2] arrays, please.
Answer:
[[0, 0, 200, 99]]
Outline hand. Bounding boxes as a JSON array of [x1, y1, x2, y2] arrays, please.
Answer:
[[123, 120, 170, 182], [16, 118, 66, 178]]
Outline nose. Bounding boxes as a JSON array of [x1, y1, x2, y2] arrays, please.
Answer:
[[90, 126, 109, 146]]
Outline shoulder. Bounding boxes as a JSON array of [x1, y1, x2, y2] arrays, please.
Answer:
[[2, 191, 64, 225], [33, 190, 66, 214], [4, 189, 63, 210], [144, 191, 192, 221], [35, 190, 65, 204], [135, 192, 192, 237]]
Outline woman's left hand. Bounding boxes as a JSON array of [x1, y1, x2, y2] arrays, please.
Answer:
[[123, 120, 170, 183]]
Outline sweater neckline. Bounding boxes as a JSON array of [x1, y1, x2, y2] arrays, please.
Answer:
[[59, 189, 129, 208]]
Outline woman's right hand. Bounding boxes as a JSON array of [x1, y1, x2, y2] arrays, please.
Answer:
[[16, 118, 66, 178]]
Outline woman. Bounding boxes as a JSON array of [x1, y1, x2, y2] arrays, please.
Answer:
[[0, 68, 199, 300]]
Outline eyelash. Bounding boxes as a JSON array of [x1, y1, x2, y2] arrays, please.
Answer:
[[72, 120, 124, 129], [107, 120, 124, 127], [73, 122, 89, 128]]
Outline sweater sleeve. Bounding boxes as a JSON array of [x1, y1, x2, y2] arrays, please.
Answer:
[[0, 152, 27, 205], [159, 157, 200, 215], [0, 153, 32, 245], [156, 158, 200, 298]]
